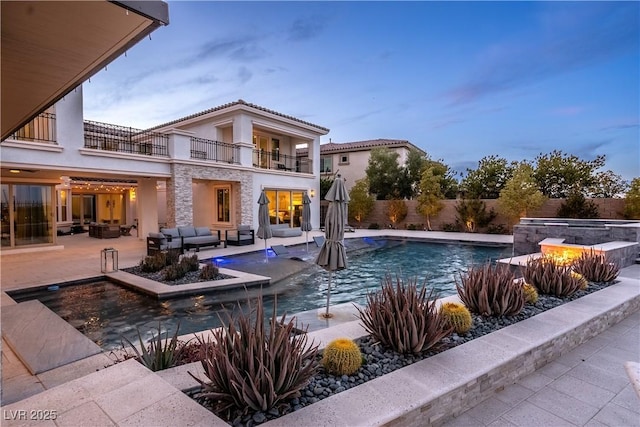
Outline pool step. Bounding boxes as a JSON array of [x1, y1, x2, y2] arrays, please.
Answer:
[[1, 300, 102, 374]]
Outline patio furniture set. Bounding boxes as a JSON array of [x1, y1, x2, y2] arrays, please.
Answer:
[[146, 225, 256, 255]]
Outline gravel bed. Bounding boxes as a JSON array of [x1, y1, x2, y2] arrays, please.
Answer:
[[188, 281, 615, 426], [121, 265, 232, 286]]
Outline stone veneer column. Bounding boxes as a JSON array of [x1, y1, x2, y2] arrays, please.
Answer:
[[166, 163, 194, 227]]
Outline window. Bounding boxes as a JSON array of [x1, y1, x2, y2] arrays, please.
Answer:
[[271, 138, 280, 161], [339, 154, 349, 165], [216, 188, 230, 222], [320, 157, 332, 173]]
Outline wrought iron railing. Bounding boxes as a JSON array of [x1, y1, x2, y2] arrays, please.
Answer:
[[9, 112, 57, 143], [252, 149, 311, 173], [190, 137, 240, 164], [83, 120, 169, 157]]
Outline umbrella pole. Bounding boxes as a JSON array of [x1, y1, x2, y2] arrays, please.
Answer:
[[264, 240, 268, 262], [306, 231, 309, 253], [325, 271, 332, 318]]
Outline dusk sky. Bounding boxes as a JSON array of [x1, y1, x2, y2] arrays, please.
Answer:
[[83, 1, 639, 181]]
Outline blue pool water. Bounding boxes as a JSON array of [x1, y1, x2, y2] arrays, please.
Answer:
[[10, 239, 510, 349]]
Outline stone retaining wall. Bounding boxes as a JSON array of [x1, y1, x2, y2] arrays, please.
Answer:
[[513, 219, 640, 256]]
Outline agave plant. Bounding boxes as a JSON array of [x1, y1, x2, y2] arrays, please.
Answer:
[[189, 296, 319, 417], [122, 321, 185, 372], [572, 250, 620, 283], [356, 275, 451, 355], [522, 255, 584, 297], [456, 263, 524, 316]]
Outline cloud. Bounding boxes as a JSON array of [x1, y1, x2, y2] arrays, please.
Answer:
[[287, 15, 329, 41], [446, 2, 639, 105]]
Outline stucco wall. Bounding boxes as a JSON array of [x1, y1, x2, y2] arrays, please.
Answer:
[[348, 198, 627, 231]]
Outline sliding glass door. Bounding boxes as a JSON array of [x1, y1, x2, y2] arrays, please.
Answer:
[[2, 184, 54, 247]]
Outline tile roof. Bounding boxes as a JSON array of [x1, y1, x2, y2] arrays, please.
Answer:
[[298, 138, 426, 156], [145, 99, 330, 133]]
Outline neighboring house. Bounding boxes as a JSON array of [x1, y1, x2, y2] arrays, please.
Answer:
[[298, 139, 426, 193], [1, 93, 328, 251]]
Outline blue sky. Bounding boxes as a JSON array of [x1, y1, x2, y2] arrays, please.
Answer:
[[83, 1, 639, 181]]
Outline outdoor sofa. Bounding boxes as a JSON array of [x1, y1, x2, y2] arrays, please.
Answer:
[[225, 225, 255, 246], [146, 232, 183, 256], [146, 226, 221, 255], [270, 223, 302, 237]]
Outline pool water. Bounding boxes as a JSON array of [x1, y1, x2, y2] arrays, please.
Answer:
[[10, 239, 510, 350]]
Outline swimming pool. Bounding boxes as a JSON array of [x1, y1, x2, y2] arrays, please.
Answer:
[[9, 239, 511, 350]]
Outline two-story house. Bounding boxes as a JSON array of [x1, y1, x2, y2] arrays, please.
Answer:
[[1, 92, 328, 251], [298, 139, 426, 193]]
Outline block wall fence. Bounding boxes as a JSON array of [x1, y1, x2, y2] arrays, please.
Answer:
[[340, 198, 627, 231]]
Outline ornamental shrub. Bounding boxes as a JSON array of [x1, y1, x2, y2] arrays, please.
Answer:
[[357, 275, 451, 355], [189, 296, 318, 417], [456, 263, 524, 316]]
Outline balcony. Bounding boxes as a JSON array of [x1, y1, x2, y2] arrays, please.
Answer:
[[84, 120, 169, 157], [253, 149, 311, 173], [190, 137, 240, 164], [8, 112, 56, 143]]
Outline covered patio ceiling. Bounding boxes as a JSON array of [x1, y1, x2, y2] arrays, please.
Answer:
[[1, 1, 169, 141]]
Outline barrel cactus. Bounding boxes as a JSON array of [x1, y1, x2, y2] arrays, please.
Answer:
[[322, 338, 362, 376], [440, 302, 473, 334], [522, 283, 539, 304]]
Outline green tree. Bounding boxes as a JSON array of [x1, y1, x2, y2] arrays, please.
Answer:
[[348, 178, 375, 226], [366, 147, 402, 200], [402, 148, 429, 199], [455, 199, 496, 232], [498, 163, 546, 226], [623, 178, 640, 219], [533, 150, 606, 198], [424, 159, 459, 199], [416, 167, 444, 231], [386, 199, 407, 228], [556, 191, 599, 219], [460, 155, 516, 199], [587, 170, 629, 198]]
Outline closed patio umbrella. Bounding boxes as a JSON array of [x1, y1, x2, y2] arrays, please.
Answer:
[[301, 192, 312, 253], [257, 190, 273, 262], [315, 175, 350, 318]]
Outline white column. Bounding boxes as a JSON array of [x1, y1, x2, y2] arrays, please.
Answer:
[[137, 178, 159, 239], [233, 114, 254, 167]]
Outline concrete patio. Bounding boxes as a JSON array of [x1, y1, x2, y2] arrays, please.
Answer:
[[1, 229, 638, 426]]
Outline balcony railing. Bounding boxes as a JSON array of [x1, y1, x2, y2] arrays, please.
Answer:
[[9, 112, 56, 143], [190, 137, 240, 164], [252, 149, 311, 173], [84, 120, 169, 157]]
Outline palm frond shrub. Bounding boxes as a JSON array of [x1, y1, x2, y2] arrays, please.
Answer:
[[189, 296, 319, 417], [356, 275, 451, 355], [572, 250, 620, 283], [456, 263, 524, 316], [522, 255, 584, 297], [122, 322, 185, 372]]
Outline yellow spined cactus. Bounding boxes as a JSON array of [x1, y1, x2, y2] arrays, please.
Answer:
[[571, 271, 589, 290], [322, 338, 362, 376], [440, 302, 473, 334], [522, 283, 539, 304]]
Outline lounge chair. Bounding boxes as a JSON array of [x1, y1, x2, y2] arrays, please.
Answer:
[[225, 225, 255, 246], [146, 232, 183, 256]]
